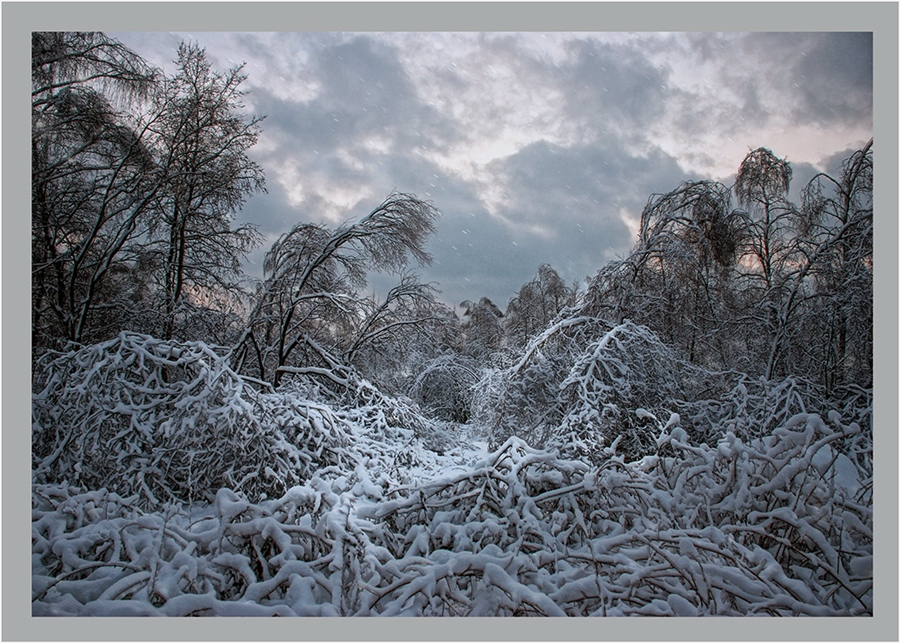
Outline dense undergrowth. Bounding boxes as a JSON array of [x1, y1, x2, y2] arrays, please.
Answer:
[[32, 332, 873, 616]]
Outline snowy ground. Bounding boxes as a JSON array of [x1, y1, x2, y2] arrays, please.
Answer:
[[32, 419, 872, 616], [31, 334, 873, 617]]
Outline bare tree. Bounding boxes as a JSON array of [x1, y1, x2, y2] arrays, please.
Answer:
[[581, 181, 743, 371], [581, 145, 872, 395], [148, 42, 265, 340], [32, 35, 265, 352], [233, 193, 441, 388], [504, 264, 574, 347], [344, 273, 452, 383], [32, 32, 161, 350], [775, 139, 873, 390], [732, 148, 800, 372]]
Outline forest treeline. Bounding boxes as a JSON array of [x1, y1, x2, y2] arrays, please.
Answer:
[[33, 32, 872, 455]]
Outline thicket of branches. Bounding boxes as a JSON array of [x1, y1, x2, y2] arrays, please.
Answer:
[[32, 333, 354, 506], [34, 413, 872, 616], [581, 143, 872, 397], [30, 327, 875, 616], [230, 193, 451, 390]]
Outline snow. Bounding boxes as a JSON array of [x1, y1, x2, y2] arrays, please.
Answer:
[[31, 333, 873, 617], [33, 421, 872, 616]]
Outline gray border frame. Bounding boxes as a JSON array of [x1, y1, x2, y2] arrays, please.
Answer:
[[4, 2, 897, 641]]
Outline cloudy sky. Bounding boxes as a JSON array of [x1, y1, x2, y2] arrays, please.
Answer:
[[110, 31, 873, 310]]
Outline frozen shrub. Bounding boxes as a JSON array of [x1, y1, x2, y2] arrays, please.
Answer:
[[33, 409, 872, 616], [32, 333, 353, 507], [675, 373, 875, 449], [467, 366, 506, 429], [487, 315, 603, 450], [489, 318, 689, 462], [680, 374, 821, 442], [489, 353, 567, 450], [553, 321, 684, 461]]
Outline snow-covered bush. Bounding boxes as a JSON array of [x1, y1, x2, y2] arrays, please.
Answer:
[[487, 315, 604, 450], [467, 366, 505, 429], [488, 315, 863, 466], [33, 408, 872, 616], [552, 320, 684, 462], [675, 373, 874, 463], [489, 319, 690, 462], [679, 374, 820, 443], [488, 353, 567, 450], [32, 333, 353, 507], [336, 371, 459, 457]]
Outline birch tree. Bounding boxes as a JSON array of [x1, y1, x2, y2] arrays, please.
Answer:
[[504, 264, 574, 348], [32, 32, 159, 350], [148, 42, 264, 340], [233, 193, 441, 388]]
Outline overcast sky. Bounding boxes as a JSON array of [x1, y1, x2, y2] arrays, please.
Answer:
[[111, 31, 873, 310]]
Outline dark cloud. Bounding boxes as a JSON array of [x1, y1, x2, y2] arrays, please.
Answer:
[[479, 139, 691, 297], [647, 32, 872, 168], [490, 139, 687, 226], [235, 175, 296, 237], [560, 38, 671, 137], [219, 34, 454, 148], [426, 210, 526, 308], [663, 33, 772, 135], [308, 37, 458, 152], [743, 32, 873, 127], [231, 35, 464, 230], [374, 155, 537, 308]]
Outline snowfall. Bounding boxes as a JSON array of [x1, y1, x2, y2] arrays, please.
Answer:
[[31, 332, 873, 617]]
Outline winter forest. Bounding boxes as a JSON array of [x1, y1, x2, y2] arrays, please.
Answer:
[[32, 32, 873, 617]]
